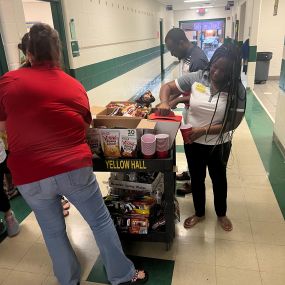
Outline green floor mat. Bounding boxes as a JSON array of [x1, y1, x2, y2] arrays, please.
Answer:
[[87, 255, 175, 285], [0, 194, 31, 242]]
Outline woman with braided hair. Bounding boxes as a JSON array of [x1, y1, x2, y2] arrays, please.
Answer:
[[158, 42, 246, 231]]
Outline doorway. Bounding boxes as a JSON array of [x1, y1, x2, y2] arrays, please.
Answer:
[[160, 18, 164, 75], [239, 2, 246, 41], [21, 0, 70, 73], [179, 19, 226, 60], [0, 33, 8, 76]]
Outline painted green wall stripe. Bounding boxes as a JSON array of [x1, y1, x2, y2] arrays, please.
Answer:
[[130, 61, 178, 101], [248, 45, 257, 62], [279, 59, 285, 91], [50, 1, 71, 74], [245, 90, 285, 218], [71, 45, 168, 91]]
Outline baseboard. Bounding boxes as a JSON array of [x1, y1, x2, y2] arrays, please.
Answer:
[[268, 76, 280, 80], [273, 132, 285, 159]]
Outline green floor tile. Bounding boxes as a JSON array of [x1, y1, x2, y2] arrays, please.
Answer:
[[87, 255, 175, 285], [176, 145, 185, 153], [245, 90, 285, 218], [0, 195, 31, 243]]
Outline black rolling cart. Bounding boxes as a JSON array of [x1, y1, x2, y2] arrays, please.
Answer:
[[92, 144, 176, 250]]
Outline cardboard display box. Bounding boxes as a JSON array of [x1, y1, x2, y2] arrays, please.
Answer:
[[91, 118, 156, 159], [109, 172, 162, 192], [91, 103, 150, 120], [89, 117, 180, 159]]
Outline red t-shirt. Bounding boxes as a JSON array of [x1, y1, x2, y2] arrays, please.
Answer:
[[0, 65, 93, 185]]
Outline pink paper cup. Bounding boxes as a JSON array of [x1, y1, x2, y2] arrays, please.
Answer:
[[180, 124, 192, 144]]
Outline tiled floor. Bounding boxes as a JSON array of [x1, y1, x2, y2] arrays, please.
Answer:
[[253, 80, 285, 121], [0, 68, 285, 285]]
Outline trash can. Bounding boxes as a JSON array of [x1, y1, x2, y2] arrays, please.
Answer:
[[254, 52, 273, 84]]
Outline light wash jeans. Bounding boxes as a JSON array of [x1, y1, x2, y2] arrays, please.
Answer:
[[18, 167, 135, 285]]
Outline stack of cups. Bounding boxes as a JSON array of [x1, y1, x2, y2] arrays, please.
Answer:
[[180, 124, 192, 144], [155, 134, 170, 158], [141, 134, 156, 159]]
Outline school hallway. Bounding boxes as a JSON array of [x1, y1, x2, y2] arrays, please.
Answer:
[[0, 64, 285, 285]]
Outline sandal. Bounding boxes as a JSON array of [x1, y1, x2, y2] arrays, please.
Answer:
[[176, 182, 192, 195], [119, 270, 148, 284], [176, 171, 190, 181], [218, 216, 233, 231], [184, 215, 205, 229], [61, 198, 70, 210], [63, 210, 69, 217]]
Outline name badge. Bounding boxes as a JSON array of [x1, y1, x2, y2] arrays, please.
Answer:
[[195, 83, 206, 93]]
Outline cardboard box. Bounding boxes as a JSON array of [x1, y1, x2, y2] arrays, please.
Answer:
[[91, 104, 150, 120], [91, 118, 156, 158], [105, 101, 134, 112], [153, 120, 181, 147], [109, 172, 162, 192]]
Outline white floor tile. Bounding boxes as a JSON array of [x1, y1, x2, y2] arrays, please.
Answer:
[[0, 240, 33, 269], [14, 243, 53, 274], [215, 240, 259, 270], [172, 260, 216, 285], [255, 243, 285, 274], [260, 271, 285, 285], [216, 266, 262, 285], [250, 221, 285, 245], [176, 236, 215, 265], [1, 271, 47, 285], [0, 268, 11, 284]]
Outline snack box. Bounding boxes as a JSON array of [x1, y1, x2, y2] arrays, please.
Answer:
[[109, 172, 162, 192], [106, 101, 134, 112], [91, 118, 156, 159]]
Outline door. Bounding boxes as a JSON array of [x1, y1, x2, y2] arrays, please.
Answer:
[[159, 18, 164, 74], [23, 0, 70, 74], [0, 33, 8, 76]]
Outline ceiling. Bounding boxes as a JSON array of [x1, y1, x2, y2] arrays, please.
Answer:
[[156, 0, 233, 10]]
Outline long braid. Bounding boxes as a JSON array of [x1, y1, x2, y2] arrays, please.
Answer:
[[206, 42, 246, 145]]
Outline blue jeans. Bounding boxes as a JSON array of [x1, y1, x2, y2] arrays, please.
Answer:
[[18, 167, 135, 285]]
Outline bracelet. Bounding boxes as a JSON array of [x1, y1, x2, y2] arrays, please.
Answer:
[[204, 127, 208, 135]]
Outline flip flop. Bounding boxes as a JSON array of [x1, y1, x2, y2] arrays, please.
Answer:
[[184, 215, 205, 229], [119, 270, 148, 285], [61, 198, 70, 210], [63, 210, 69, 217], [218, 216, 233, 231]]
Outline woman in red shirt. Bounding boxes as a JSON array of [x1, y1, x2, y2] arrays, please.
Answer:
[[0, 23, 147, 285]]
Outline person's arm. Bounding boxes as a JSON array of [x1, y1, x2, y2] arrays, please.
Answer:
[[169, 95, 190, 109], [157, 81, 181, 110], [158, 71, 201, 109], [188, 124, 223, 143]]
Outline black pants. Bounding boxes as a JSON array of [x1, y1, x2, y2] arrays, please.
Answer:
[[0, 159, 11, 213], [184, 142, 231, 217]]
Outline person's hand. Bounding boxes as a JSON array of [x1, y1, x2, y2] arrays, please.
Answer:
[[169, 100, 178, 109], [155, 102, 171, 116], [189, 127, 205, 143]]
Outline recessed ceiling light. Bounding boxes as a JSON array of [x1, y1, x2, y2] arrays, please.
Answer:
[[184, 0, 209, 3], [190, 5, 214, 9]]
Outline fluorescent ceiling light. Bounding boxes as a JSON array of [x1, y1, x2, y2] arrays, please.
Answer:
[[190, 6, 214, 9]]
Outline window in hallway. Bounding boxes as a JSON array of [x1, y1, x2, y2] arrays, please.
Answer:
[[180, 19, 225, 60]]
